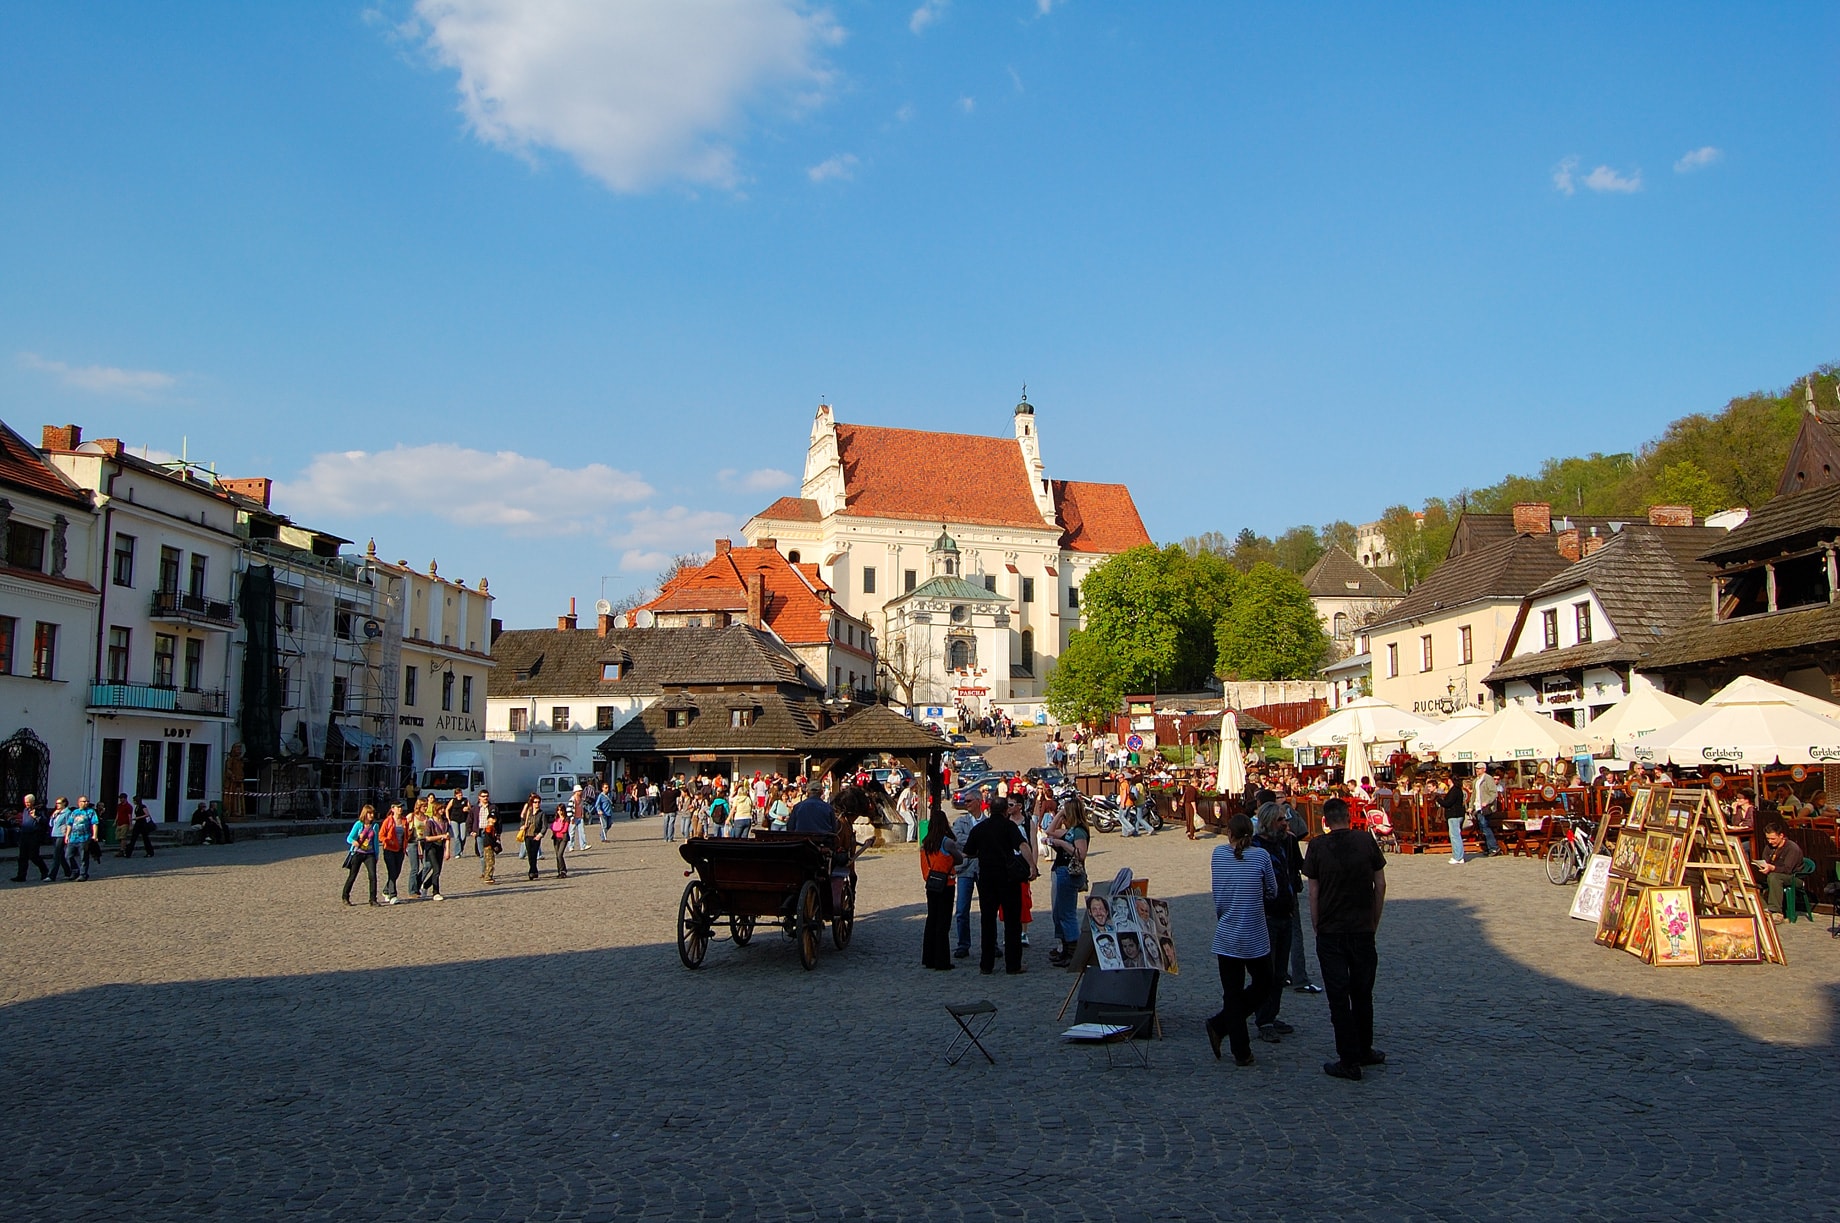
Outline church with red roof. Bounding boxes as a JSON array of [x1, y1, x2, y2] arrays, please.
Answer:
[[743, 395, 1151, 714]]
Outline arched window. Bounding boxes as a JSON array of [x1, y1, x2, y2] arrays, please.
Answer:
[[947, 639, 972, 670], [1332, 612, 1349, 639], [1019, 629, 1034, 674], [944, 558, 955, 575], [787, 550, 800, 563]]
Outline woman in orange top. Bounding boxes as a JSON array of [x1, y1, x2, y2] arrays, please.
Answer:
[[920, 811, 965, 970]]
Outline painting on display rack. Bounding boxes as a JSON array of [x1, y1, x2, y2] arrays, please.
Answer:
[[1568, 854, 1614, 923], [1595, 878, 1631, 947], [1646, 887, 1700, 967], [1697, 916, 1762, 964]]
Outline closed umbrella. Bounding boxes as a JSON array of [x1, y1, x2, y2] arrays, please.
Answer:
[[1343, 732, 1374, 786], [1218, 710, 1247, 796], [1584, 685, 1702, 756], [1282, 696, 1438, 750], [1438, 703, 1588, 764]]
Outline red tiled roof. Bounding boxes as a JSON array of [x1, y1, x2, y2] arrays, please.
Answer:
[[1052, 480, 1151, 553], [0, 421, 89, 508], [637, 545, 845, 645], [756, 496, 822, 523], [835, 424, 1053, 530]]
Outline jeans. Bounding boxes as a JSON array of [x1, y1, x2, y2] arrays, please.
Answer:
[[570, 818, 587, 851], [1050, 866, 1079, 946], [419, 844, 445, 896], [65, 841, 92, 880], [1288, 894, 1313, 986], [47, 840, 71, 882], [976, 875, 1023, 973], [1210, 953, 1274, 1060], [450, 819, 467, 856], [954, 873, 976, 951], [382, 848, 405, 898], [343, 853, 377, 903], [899, 813, 916, 844], [1256, 914, 1290, 1027], [729, 816, 753, 840], [662, 811, 678, 842], [1447, 816, 1467, 862], [1476, 806, 1500, 854], [1120, 805, 1152, 836], [1316, 931, 1379, 1068], [600, 811, 614, 839]]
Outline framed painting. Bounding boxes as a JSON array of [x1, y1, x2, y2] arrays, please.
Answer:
[[1697, 916, 1761, 964], [1647, 888, 1699, 967], [1624, 890, 1654, 959], [1662, 834, 1689, 886], [1610, 831, 1642, 876], [1623, 789, 1651, 830], [1643, 787, 1674, 829], [1570, 854, 1615, 922], [1595, 877, 1630, 946], [1635, 832, 1673, 886]]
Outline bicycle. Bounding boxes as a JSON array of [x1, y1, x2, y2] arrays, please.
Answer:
[[1544, 814, 1598, 886]]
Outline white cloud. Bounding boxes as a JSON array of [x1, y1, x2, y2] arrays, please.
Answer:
[[409, 0, 843, 193], [611, 505, 736, 569], [807, 153, 858, 183], [717, 467, 795, 492], [909, 0, 948, 34], [958, 95, 976, 114], [894, 102, 915, 123], [1036, 0, 1062, 13], [1008, 65, 1024, 93], [277, 443, 652, 532], [18, 352, 176, 395], [1583, 164, 1642, 193], [1674, 145, 1721, 173], [1552, 156, 1578, 196]]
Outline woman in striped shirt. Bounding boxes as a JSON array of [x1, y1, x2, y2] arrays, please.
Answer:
[[1205, 814, 1277, 1066]]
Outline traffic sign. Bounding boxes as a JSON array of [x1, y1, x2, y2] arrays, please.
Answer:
[[1125, 733, 1144, 751]]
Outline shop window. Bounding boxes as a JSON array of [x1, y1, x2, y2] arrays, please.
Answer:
[[596, 706, 615, 731], [184, 639, 203, 691], [153, 634, 176, 687], [1773, 554, 1829, 611], [1021, 577, 1034, 603], [904, 569, 917, 593], [107, 627, 132, 683], [0, 615, 13, 674], [137, 741, 162, 800], [159, 545, 181, 593], [186, 743, 211, 801], [1542, 609, 1559, 649], [509, 707, 528, 732], [551, 706, 570, 730], [112, 534, 136, 587], [1575, 602, 1593, 643], [6, 522, 47, 573], [862, 567, 876, 595], [1419, 635, 1433, 672], [1459, 625, 1473, 665]]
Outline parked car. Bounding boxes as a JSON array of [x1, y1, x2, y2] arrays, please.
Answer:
[[950, 772, 1019, 810], [1024, 767, 1067, 789]]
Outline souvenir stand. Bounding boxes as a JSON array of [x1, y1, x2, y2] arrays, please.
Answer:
[[1584, 785, 1784, 966]]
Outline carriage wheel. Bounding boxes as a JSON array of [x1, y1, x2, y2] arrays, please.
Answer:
[[731, 915, 756, 946], [832, 880, 855, 951], [677, 881, 713, 969], [796, 880, 821, 970]]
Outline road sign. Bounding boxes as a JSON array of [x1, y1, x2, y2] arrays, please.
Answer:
[[1125, 734, 1144, 751]]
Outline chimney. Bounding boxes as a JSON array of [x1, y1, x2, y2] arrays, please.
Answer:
[[1647, 505, 1693, 527], [490, 617, 503, 643], [41, 424, 81, 451], [1582, 529, 1606, 557], [218, 476, 273, 508], [747, 573, 765, 630], [1511, 502, 1552, 535], [1556, 528, 1581, 563], [95, 438, 123, 458], [559, 597, 578, 632], [597, 613, 614, 637], [715, 538, 732, 556], [757, 537, 777, 553]]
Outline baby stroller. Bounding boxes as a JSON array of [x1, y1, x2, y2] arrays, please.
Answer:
[[1368, 802, 1400, 854]]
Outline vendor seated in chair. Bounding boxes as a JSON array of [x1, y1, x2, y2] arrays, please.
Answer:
[[1756, 822, 1805, 922]]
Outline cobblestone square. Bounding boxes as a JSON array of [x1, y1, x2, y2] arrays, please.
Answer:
[[3, 794, 1834, 1221]]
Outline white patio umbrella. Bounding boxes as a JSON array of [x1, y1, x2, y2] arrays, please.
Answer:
[[1412, 706, 1490, 754], [1633, 693, 1840, 767], [1704, 674, 1840, 721], [1584, 685, 1703, 756], [1218, 709, 1247, 796], [1282, 696, 1438, 750], [1438, 703, 1590, 764]]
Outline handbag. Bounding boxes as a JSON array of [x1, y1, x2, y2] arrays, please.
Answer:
[[1066, 857, 1089, 892], [1006, 852, 1032, 883], [341, 849, 359, 872], [925, 870, 952, 889]]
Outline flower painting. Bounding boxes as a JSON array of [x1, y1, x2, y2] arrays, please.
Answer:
[[1647, 887, 1699, 967]]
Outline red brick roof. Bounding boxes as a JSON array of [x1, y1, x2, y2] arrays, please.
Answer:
[[0, 421, 89, 508], [638, 545, 845, 645], [756, 496, 822, 522], [835, 424, 1053, 529], [1052, 480, 1152, 553]]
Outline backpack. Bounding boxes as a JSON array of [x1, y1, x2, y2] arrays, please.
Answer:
[[709, 797, 730, 824]]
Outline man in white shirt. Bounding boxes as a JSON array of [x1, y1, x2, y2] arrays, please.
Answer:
[[1472, 766, 1502, 857]]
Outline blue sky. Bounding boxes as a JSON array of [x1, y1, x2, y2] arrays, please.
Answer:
[[3, 1, 1835, 627]]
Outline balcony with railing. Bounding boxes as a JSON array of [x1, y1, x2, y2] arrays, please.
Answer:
[[89, 683, 229, 716], [151, 588, 237, 629]]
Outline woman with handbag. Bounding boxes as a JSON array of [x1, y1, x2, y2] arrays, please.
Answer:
[[418, 797, 449, 900], [1045, 797, 1090, 968], [549, 802, 571, 879], [919, 813, 964, 969], [341, 805, 381, 906], [519, 794, 544, 881]]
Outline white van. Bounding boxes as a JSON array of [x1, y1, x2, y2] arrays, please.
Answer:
[[535, 772, 599, 808]]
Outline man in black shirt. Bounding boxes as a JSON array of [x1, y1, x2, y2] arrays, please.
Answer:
[[1301, 797, 1387, 1082], [964, 796, 1026, 974]]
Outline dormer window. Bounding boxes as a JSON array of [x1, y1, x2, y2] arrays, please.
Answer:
[[601, 660, 625, 681], [667, 709, 691, 729], [1575, 602, 1592, 643], [730, 708, 755, 728]]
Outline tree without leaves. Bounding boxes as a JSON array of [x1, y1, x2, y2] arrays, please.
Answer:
[[876, 632, 937, 710]]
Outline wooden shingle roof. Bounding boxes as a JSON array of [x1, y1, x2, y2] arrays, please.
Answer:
[[1301, 546, 1402, 600], [596, 689, 824, 757], [805, 704, 949, 753], [1697, 482, 1840, 565], [1369, 533, 1572, 630], [487, 623, 813, 700]]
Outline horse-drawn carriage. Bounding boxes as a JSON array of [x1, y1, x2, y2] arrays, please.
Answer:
[[676, 832, 857, 969]]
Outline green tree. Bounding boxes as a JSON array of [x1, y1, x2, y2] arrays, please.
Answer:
[[1043, 630, 1126, 725], [1648, 459, 1732, 516], [1075, 544, 1238, 691], [1214, 563, 1329, 680], [1320, 520, 1360, 556], [1229, 527, 1277, 572], [1273, 524, 1325, 573]]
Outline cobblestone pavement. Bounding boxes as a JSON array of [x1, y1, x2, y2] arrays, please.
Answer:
[[2, 749, 1834, 1220]]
